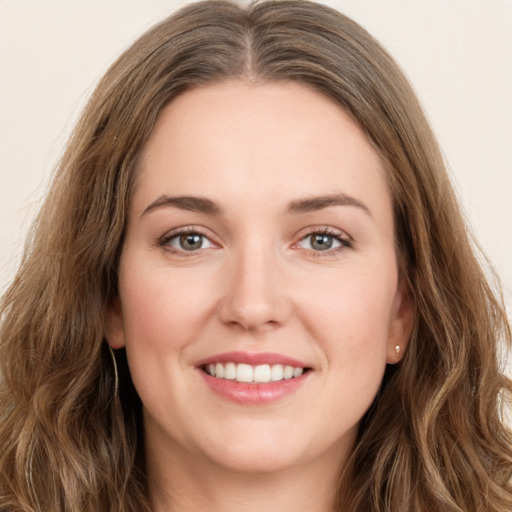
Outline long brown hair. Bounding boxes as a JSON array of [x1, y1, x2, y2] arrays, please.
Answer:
[[1, 1, 511, 511]]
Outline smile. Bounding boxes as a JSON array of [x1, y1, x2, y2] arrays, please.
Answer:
[[196, 352, 313, 403], [203, 362, 306, 383]]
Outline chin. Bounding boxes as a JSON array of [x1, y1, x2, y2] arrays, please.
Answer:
[[195, 422, 351, 475], [204, 443, 307, 474]]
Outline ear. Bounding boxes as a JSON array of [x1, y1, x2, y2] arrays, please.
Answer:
[[104, 298, 126, 349], [386, 280, 415, 364]]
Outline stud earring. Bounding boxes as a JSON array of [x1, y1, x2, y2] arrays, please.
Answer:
[[395, 345, 401, 355]]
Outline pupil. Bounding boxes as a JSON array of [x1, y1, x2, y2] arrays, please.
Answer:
[[180, 233, 202, 250], [311, 234, 333, 250]]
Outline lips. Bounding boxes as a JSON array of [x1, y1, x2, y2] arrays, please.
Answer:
[[197, 351, 310, 368], [196, 351, 312, 404]]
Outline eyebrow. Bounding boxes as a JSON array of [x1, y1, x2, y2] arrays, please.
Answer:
[[141, 195, 223, 217], [286, 193, 371, 216], [141, 192, 370, 217]]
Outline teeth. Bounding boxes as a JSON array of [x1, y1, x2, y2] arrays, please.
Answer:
[[253, 364, 271, 383], [271, 364, 284, 381], [236, 363, 253, 383], [283, 365, 294, 379], [205, 362, 306, 383], [224, 362, 236, 380]]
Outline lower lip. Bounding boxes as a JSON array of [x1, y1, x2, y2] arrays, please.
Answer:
[[198, 371, 310, 404]]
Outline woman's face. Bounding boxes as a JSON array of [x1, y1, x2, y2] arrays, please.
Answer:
[[106, 80, 413, 475]]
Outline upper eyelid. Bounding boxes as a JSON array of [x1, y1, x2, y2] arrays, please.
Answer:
[[294, 225, 352, 242], [158, 226, 219, 248], [160, 225, 214, 239]]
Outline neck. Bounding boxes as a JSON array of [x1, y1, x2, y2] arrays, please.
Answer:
[[146, 436, 346, 512]]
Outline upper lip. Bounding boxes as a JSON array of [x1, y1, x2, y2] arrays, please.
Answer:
[[196, 351, 311, 368]]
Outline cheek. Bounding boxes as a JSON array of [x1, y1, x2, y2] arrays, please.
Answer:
[[120, 262, 214, 348], [288, 260, 397, 453], [118, 265, 217, 429], [117, 263, 217, 404], [297, 257, 398, 365]]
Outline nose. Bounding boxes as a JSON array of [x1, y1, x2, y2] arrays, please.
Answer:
[[217, 244, 292, 332]]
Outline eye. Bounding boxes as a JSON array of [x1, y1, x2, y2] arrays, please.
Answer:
[[165, 231, 214, 252], [297, 231, 350, 252]]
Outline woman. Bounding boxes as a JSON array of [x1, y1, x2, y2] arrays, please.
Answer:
[[1, 1, 511, 511]]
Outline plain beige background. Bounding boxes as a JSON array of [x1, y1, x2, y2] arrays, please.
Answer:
[[1, 0, 511, 341]]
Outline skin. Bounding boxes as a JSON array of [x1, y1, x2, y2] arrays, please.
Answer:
[[106, 80, 414, 512]]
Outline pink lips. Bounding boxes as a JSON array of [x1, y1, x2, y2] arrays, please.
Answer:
[[196, 351, 309, 368], [196, 351, 312, 405]]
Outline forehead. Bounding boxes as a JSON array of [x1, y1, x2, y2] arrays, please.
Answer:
[[134, 80, 390, 218]]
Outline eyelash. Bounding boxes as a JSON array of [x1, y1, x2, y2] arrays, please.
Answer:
[[157, 226, 353, 257], [157, 227, 215, 257], [296, 227, 353, 257]]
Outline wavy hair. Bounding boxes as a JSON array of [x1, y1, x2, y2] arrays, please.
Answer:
[[1, 1, 511, 511]]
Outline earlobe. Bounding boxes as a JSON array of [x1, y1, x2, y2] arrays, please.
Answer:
[[104, 298, 126, 349], [386, 281, 415, 364]]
